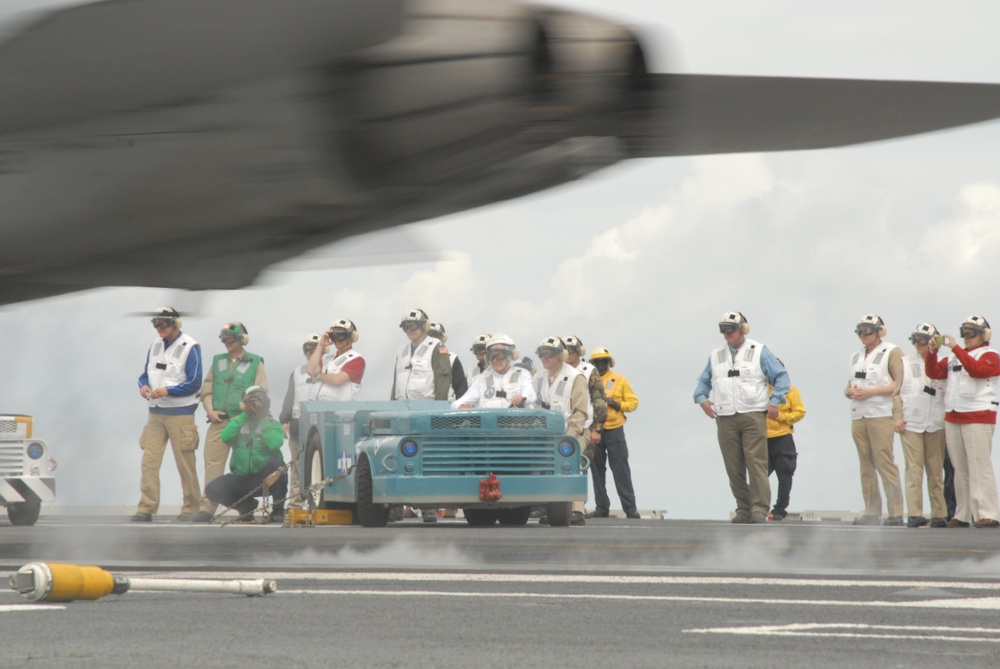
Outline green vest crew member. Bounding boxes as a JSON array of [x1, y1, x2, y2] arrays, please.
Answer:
[[192, 322, 269, 522]]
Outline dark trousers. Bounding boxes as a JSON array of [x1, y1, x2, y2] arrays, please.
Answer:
[[591, 426, 637, 513], [205, 458, 288, 514], [943, 449, 956, 520], [767, 433, 798, 517]]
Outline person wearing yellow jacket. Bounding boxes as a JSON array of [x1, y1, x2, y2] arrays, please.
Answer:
[[590, 347, 640, 519], [766, 382, 806, 520]]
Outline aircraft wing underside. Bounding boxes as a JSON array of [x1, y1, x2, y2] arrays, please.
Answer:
[[3, 0, 1000, 305]]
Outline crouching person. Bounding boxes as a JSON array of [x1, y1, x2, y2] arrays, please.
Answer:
[[205, 386, 288, 523]]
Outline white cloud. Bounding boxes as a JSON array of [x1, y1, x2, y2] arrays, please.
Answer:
[[919, 183, 1000, 270]]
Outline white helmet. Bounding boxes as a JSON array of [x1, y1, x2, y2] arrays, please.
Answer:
[[856, 314, 885, 337], [486, 333, 517, 361], [962, 315, 992, 342], [563, 335, 586, 356], [151, 306, 182, 330], [427, 321, 447, 343], [719, 311, 749, 335], [909, 323, 938, 344], [471, 333, 492, 352], [329, 318, 359, 343], [304, 333, 328, 355], [536, 336, 567, 362], [400, 308, 428, 325]]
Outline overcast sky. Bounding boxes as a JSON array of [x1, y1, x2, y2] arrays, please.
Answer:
[[2, 1, 1000, 520]]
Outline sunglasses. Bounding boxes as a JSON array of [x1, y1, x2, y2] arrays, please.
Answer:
[[152, 319, 173, 329], [961, 328, 981, 339], [487, 350, 510, 362], [220, 335, 238, 344], [401, 323, 421, 332], [719, 324, 738, 335], [537, 349, 559, 359], [329, 331, 351, 341], [855, 325, 878, 336], [909, 335, 930, 346]]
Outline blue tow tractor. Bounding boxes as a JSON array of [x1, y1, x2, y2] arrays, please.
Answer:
[[298, 401, 588, 527]]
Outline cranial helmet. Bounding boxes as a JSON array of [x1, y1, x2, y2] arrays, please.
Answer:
[[304, 333, 329, 356], [856, 314, 886, 337], [486, 333, 519, 361], [563, 335, 586, 356], [240, 385, 270, 412], [536, 335, 568, 362], [427, 321, 447, 343], [400, 308, 429, 333], [909, 322, 938, 344], [151, 306, 182, 330], [962, 315, 992, 342], [471, 333, 492, 353], [329, 317, 359, 343], [589, 346, 615, 368], [220, 321, 249, 345], [719, 311, 749, 335]]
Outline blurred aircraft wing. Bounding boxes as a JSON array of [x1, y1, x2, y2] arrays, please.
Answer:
[[3, 0, 1000, 306], [0, 0, 404, 133], [638, 74, 1000, 157]]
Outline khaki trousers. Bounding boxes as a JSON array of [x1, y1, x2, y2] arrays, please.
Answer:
[[851, 416, 903, 517], [717, 412, 771, 515], [198, 419, 231, 514], [287, 431, 303, 509], [900, 429, 946, 519], [137, 413, 200, 515], [944, 422, 1000, 523]]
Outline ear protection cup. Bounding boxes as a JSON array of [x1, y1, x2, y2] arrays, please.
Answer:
[[740, 321, 750, 335]]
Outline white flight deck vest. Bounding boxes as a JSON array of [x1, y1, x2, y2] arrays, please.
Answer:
[[849, 342, 898, 420], [393, 336, 443, 400], [710, 338, 769, 416], [468, 359, 487, 388], [316, 350, 363, 401], [573, 361, 597, 428], [943, 346, 999, 413], [477, 367, 529, 408], [291, 364, 312, 419], [900, 354, 945, 433], [146, 333, 200, 409], [536, 362, 584, 420]]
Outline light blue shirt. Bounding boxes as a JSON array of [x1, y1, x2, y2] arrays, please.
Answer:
[[693, 342, 789, 408]]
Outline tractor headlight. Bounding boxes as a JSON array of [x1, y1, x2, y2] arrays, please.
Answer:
[[26, 442, 45, 459], [558, 439, 576, 457], [400, 439, 419, 457]]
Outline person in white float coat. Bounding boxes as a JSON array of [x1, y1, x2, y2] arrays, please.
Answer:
[[925, 315, 1000, 528], [453, 334, 536, 408], [132, 306, 203, 522], [278, 334, 325, 510], [898, 323, 948, 528], [391, 308, 451, 401], [307, 318, 365, 401], [535, 336, 589, 526], [845, 313, 905, 526]]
